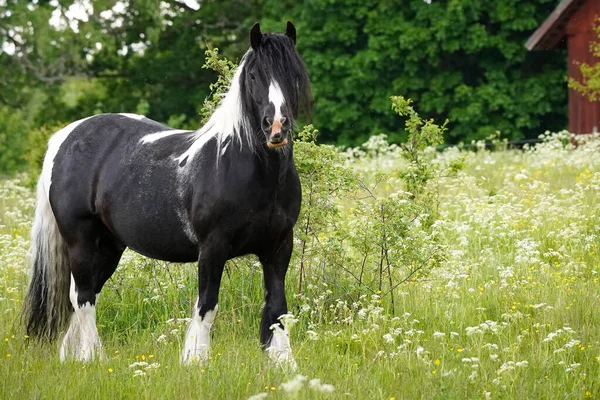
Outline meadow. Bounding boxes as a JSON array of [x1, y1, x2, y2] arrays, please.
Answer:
[[1, 132, 599, 399]]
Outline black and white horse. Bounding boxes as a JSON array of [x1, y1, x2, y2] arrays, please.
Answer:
[[23, 22, 312, 368]]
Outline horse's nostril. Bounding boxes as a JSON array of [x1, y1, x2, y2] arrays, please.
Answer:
[[262, 117, 273, 128]]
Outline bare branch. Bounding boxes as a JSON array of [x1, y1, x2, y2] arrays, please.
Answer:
[[383, 250, 438, 297]]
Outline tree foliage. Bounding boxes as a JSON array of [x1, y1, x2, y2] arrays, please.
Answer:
[[261, 0, 568, 144], [0, 0, 572, 174], [0, 0, 254, 173]]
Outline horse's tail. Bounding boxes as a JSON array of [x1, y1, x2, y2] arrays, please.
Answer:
[[23, 177, 72, 341]]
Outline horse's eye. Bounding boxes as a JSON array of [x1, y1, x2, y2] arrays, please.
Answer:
[[250, 73, 256, 81]]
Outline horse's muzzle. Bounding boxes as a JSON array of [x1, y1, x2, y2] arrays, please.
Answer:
[[267, 121, 289, 148], [267, 137, 288, 149], [263, 116, 290, 149]]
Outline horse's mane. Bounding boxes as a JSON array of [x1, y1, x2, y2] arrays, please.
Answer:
[[177, 32, 312, 165]]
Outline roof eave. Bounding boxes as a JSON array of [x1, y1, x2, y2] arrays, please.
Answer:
[[525, 0, 581, 51]]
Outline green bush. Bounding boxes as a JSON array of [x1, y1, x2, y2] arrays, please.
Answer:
[[0, 107, 31, 175], [22, 122, 67, 177]]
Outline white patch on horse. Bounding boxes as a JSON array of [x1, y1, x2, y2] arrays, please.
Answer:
[[176, 131, 215, 166], [181, 302, 218, 365], [60, 274, 103, 362], [119, 113, 146, 121], [177, 57, 251, 166], [220, 141, 230, 157], [140, 129, 192, 144], [268, 81, 285, 121], [266, 322, 297, 370], [42, 116, 94, 201], [175, 201, 198, 244]]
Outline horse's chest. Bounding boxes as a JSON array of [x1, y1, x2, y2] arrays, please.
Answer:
[[191, 160, 301, 254], [244, 194, 297, 232], [206, 186, 299, 256]]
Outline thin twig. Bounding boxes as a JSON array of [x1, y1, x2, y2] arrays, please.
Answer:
[[383, 251, 438, 297]]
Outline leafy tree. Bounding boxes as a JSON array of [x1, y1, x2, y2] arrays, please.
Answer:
[[261, 0, 568, 145], [64, 0, 257, 128], [0, 0, 574, 174], [0, 0, 257, 172], [293, 125, 355, 293]]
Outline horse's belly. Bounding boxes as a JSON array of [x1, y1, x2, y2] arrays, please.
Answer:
[[104, 203, 198, 263], [128, 240, 198, 263]]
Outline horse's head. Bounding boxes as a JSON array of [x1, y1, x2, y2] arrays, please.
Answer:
[[240, 22, 312, 150]]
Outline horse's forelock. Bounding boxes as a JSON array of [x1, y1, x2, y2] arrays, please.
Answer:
[[246, 33, 313, 120]]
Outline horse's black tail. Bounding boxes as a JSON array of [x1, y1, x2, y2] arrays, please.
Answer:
[[22, 177, 72, 341]]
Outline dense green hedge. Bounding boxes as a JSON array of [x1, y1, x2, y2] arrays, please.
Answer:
[[0, 0, 570, 173], [261, 0, 567, 144]]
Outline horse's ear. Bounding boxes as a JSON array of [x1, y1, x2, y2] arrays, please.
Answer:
[[285, 21, 296, 45], [250, 23, 262, 50]]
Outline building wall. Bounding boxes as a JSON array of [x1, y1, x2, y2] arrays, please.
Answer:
[[566, 0, 600, 134]]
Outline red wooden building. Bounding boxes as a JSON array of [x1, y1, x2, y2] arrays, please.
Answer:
[[526, 0, 600, 134]]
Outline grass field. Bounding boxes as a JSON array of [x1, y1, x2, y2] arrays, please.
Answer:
[[1, 133, 599, 399]]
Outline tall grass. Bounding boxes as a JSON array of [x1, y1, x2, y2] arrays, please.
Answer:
[[1, 133, 599, 399]]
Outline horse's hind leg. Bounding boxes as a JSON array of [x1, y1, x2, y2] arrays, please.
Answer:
[[181, 246, 227, 365], [259, 231, 296, 369], [60, 220, 124, 362]]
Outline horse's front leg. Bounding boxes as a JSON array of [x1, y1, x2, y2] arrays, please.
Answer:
[[259, 230, 296, 369], [181, 246, 227, 365]]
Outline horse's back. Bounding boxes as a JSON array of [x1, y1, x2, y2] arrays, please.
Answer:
[[47, 114, 184, 169], [45, 113, 199, 261]]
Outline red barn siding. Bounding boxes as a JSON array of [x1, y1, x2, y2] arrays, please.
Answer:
[[566, 0, 600, 133]]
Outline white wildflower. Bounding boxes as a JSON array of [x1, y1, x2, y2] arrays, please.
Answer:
[[280, 374, 307, 394], [515, 360, 528, 368], [306, 330, 319, 341], [129, 361, 149, 368], [497, 361, 515, 375], [564, 339, 581, 348], [156, 334, 167, 343], [278, 314, 298, 330], [247, 393, 268, 400], [468, 370, 478, 381], [144, 362, 160, 370], [308, 379, 335, 393]]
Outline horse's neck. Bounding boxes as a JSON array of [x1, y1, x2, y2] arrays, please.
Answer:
[[254, 146, 294, 185]]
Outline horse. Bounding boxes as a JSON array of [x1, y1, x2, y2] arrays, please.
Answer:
[[22, 21, 312, 368]]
